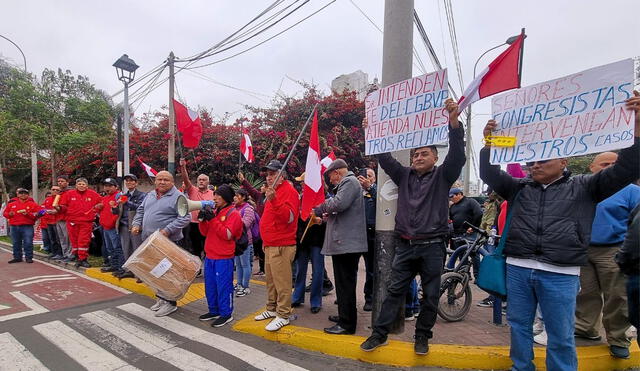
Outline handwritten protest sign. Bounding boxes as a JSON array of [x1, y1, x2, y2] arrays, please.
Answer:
[[364, 69, 449, 155], [490, 59, 634, 164]]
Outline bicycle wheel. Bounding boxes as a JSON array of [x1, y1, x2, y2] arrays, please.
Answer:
[[437, 271, 472, 322]]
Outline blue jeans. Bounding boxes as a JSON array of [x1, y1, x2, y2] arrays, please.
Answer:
[[41, 226, 51, 253], [204, 258, 234, 317], [103, 228, 124, 270], [234, 245, 253, 288], [292, 245, 324, 308], [506, 264, 579, 371], [627, 274, 639, 347], [10, 225, 34, 260]]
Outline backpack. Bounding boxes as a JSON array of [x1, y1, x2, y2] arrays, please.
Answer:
[[240, 204, 261, 242], [225, 208, 249, 256]]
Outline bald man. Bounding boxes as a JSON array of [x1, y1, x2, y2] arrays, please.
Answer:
[[574, 152, 640, 359], [179, 158, 213, 259], [132, 170, 191, 317]]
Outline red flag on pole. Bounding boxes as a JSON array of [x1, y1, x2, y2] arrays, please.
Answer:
[[458, 31, 525, 112], [320, 151, 336, 175], [138, 158, 158, 178], [172, 99, 203, 148], [240, 129, 254, 163], [300, 110, 325, 220]]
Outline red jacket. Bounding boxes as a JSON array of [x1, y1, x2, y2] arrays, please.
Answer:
[[59, 189, 101, 223], [260, 180, 300, 246], [99, 193, 119, 230], [3, 197, 41, 226], [199, 204, 243, 259], [40, 196, 61, 227]]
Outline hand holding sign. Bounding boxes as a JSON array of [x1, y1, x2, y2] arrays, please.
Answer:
[[626, 90, 640, 136]]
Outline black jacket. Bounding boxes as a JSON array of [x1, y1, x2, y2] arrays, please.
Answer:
[[114, 188, 147, 227], [450, 196, 483, 233], [480, 138, 639, 267], [364, 183, 377, 227], [616, 204, 640, 275], [377, 124, 465, 239]]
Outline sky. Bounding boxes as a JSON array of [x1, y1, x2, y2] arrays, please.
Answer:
[[2, 0, 639, 182]]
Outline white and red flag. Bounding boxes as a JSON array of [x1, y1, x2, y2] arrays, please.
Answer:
[[172, 99, 203, 148], [300, 110, 325, 221], [320, 151, 336, 175], [457, 31, 525, 113], [138, 158, 158, 178], [240, 128, 254, 163]]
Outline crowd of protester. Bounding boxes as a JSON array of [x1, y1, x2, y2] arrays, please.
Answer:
[[2, 95, 640, 370]]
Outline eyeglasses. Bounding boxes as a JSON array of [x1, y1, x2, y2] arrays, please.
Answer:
[[526, 160, 550, 167]]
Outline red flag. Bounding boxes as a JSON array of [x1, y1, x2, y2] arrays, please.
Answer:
[[172, 99, 203, 148], [320, 151, 336, 175], [138, 158, 158, 178], [240, 129, 254, 163], [458, 32, 525, 112], [300, 110, 325, 220]]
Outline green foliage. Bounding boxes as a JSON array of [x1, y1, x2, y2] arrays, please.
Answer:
[[566, 154, 596, 175]]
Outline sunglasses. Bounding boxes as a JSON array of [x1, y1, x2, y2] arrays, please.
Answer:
[[526, 160, 551, 167]]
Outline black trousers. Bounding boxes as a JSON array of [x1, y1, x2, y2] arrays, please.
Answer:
[[253, 239, 265, 272], [373, 237, 445, 339], [185, 222, 205, 258], [363, 226, 375, 304], [47, 224, 62, 256], [332, 253, 361, 333]]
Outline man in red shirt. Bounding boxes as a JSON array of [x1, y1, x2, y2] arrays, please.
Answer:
[[197, 184, 243, 328], [179, 158, 214, 258], [253, 160, 300, 331], [99, 178, 125, 275], [3, 188, 42, 263], [58, 178, 102, 268]]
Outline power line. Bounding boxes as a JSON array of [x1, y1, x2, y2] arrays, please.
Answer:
[[443, 0, 465, 92]]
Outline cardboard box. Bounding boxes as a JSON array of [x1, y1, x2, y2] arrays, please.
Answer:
[[123, 230, 201, 301]]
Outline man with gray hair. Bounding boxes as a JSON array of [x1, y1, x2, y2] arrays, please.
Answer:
[[314, 159, 367, 335], [180, 158, 213, 258]]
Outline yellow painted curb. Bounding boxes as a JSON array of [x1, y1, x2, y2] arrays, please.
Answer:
[[233, 308, 640, 370]]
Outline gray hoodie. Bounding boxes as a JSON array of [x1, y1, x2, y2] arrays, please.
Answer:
[[132, 186, 191, 242]]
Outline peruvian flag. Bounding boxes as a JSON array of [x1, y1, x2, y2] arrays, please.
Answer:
[[458, 31, 525, 113], [138, 158, 158, 178], [300, 110, 325, 221], [320, 151, 336, 175], [240, 129, 254, 163], [172, 99, 203, 148]]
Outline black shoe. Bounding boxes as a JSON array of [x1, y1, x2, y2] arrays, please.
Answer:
[[112, 270, 126, 278], [311, 307, 321, 314], [322, 286, 334, 296], [8, 258, 22, 264], [609, 345, 630, 359], [414, 335, 429, 355], [212, 315, 233, 327], [328, 315, 339, 323], [360, 335, 388, 352], [291, 302, 302, 308], [25, 258, 33, 263], [78, 260, 90, 268], [101, 266, 116, 273], [324, 324, 354, 335], [136, 278, 143, 283], [118, 271, 135, 279], [101, 263, 110, 268], [199, 312, 220, 321], [363, 302, 372, 312], [574, 331, 602, 341], [477, 297, 494, 307]]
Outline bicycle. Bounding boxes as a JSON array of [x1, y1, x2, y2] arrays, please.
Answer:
[[437, 221, 496, 322]]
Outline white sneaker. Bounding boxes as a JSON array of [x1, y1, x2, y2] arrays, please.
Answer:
[[533, 319, 545, 335], [254, 310, 277, 321], [534, 330, 548, 346], [150, 299, 164, 311], [236, 287, 251, 297], [154, 302, 178, 317], [265, 316, 290, 331]]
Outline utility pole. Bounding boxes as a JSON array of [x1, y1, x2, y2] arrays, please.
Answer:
[[123, 81, 131, 175], [167, 52, 176, 175], [31, 143, 38, 201], [116, 115, 124, 186], [372, 0, 414, 334], [464, 107, 472, 194]]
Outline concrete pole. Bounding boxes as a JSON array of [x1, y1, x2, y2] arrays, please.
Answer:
[[31, 142, 38, 201], [123, 81, 131, 175], [167, 52, 176, 175], [464, 107, 472, 194], [372, 0, 414, 334], [116, 115, 124, 186]]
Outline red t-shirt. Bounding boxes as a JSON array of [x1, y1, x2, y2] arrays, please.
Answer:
[[99, 193, 119, 230], [60, 189, 101, 223], [3, 197, 41, 226], [199, 204, 243, 259], [186, 185, 214, 223]]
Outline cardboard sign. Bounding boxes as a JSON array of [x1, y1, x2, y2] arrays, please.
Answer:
[[490, 59, 635, 164], [364, 69, 450, 155]]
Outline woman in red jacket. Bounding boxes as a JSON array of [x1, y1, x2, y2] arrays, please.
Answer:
[[198, 185, 243, 328], [3, 188, 42, 263]]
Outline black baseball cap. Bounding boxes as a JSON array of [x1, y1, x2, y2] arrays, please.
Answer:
[[262, 160, 283, 172], [102, 178, 118, 187], [123, 174, 138, 181]]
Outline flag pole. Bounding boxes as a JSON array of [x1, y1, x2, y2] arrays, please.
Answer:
[[238, 122, 243, 172], [272, 103, 319, 186], [518, 28, 526, 86]]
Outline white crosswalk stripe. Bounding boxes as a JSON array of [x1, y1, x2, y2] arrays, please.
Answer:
[[119, 303, 308, 371], [0, 332, 49, 371]]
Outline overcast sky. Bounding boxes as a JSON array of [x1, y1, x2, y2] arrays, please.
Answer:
[[2, 0, 639, 180]]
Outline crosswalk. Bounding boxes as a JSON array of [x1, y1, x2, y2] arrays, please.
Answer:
[[0, 303, 308, 371]]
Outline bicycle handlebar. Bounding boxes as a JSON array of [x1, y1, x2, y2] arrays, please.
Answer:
[[463, 221, 489, 237]]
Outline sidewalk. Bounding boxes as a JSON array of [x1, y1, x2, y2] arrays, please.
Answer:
[[7, 242, 639, 370]]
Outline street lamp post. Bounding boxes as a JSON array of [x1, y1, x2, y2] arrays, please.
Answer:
[[463, 33, 525, 195], [113, 54, 139, 181]]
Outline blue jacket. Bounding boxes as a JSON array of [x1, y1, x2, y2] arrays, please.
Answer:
[[591, 184, 640, 245]]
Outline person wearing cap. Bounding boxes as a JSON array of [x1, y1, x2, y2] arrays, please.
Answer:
[[99, 178, 125, 275], [312, 159, 367, 335], [180, 158, 214, 259], [449, 187, 483, 279], [113, 173, 146, 278], [361, 98, 465, 355], [131, 170, 191, 317], [57, 178, 102, 268], [197, 184, 243, 328], [3, 188, 42, 263], [253, 159, 300, 331]]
